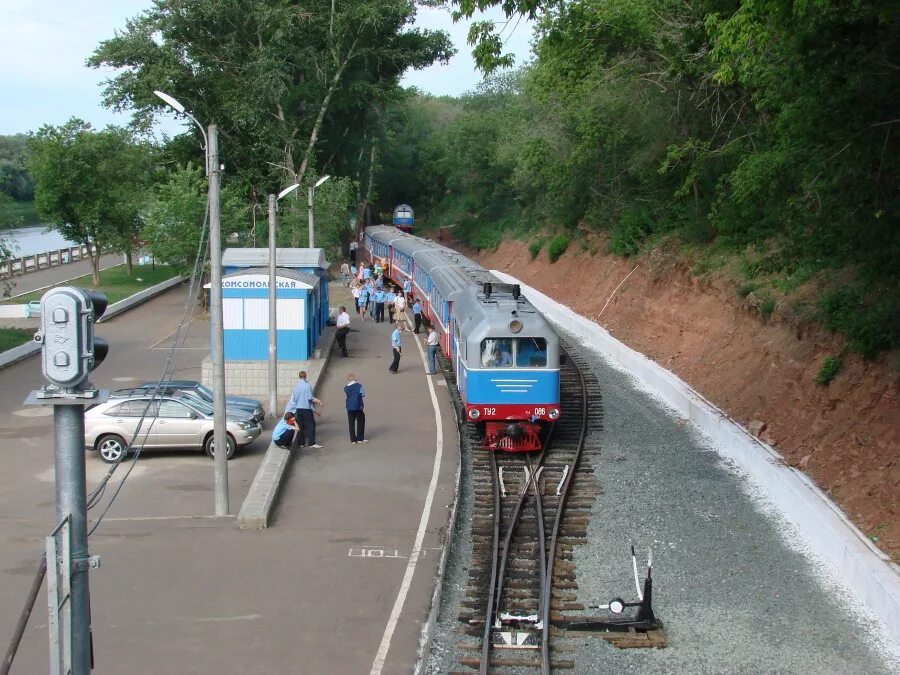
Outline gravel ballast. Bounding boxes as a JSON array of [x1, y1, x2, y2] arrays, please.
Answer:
[[423, 328, 898, 673]]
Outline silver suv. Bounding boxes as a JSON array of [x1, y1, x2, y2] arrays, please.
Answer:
[[85, 394, 261, 463]]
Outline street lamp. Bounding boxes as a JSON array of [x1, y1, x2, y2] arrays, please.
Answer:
[[153, 89, 228, 516], [267, 183, 301, 419], [153, 90, 209, 175], [307, 174, 331, 247]]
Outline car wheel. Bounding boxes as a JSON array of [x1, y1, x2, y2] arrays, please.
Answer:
[[204, 433, 236, 460], [96, 435, 127, 464]]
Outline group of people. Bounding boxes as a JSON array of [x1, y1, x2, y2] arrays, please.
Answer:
[[275, 257, 442, 449]]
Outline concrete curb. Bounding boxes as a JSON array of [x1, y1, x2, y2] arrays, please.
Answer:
[[0, 275, 185, 370], [491, 269, 900, 647], [236, 326, 338, 530]]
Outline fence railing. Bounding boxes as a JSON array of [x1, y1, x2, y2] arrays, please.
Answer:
[[0, 245, 96, 278]]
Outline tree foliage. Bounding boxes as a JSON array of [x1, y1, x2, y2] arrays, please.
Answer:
[[378, 0, 899, 355], [28, 119, 156, 284], [89, 0, 454, 253]]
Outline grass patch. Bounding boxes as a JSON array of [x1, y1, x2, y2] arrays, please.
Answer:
[[0, 200, 41, 229], [0, 327, 35, 351], [547, 234, 570, 263], [760, 298, 777, 317], [737, 281, 757, 297], [528, 237, 545, 260], [816, 285, 898, 358], [816, 355, 843, 385], [10, 264, 177, 306]]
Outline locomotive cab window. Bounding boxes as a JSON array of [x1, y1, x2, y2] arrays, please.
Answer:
[[481, 338, 547, 368], [481, 339, 514, 367], [516, 338, 547, 367]]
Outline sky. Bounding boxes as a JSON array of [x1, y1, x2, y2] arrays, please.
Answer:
[[0, 1, 534, 137]]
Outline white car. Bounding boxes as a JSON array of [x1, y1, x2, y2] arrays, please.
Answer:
[[84, 394, 261, 463]]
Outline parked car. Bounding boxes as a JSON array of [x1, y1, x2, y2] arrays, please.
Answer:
[[135, 380, 265, 423], [111, 386, 260, 424], [85, 393, 261, 463]]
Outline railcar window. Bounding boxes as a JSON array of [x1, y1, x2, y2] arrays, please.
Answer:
[[516, 338, 547, 367]]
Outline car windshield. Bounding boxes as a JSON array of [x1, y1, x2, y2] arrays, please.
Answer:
[[176, 393, 213, 416], [196, 383, 214, 399]]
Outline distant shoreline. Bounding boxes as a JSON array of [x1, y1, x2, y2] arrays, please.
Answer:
[[0, 200, 40, 229]]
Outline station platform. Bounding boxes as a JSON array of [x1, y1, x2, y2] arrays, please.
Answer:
[[247, 295, 460, 673]]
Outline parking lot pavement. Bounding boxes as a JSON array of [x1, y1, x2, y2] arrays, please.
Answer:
[[0, 285, 273, 670]]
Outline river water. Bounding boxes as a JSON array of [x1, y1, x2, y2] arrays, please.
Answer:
[[0, 225, 79, 258]]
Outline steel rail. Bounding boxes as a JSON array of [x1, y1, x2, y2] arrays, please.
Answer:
[[479, 450, 502, 675], [540, 345, 589, 673], [527, 453, 549, 674]]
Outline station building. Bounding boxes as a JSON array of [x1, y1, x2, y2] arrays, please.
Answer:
[[203, 248, 331, 399]]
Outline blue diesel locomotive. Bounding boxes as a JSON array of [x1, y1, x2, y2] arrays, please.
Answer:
[[392, 204, 414, 233], [364, 226, 560, 452]]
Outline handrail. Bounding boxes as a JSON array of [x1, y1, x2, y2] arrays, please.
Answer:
[[0, 243, 98, 278]]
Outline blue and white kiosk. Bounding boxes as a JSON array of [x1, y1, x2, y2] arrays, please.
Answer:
[[203, 248, 330, 399]]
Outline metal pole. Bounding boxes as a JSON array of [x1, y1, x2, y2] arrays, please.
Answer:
[[307, 186, 315, 248], [54, 405, 90, 674], [268, 194, 278, 420], [208, 124, 229, 515]]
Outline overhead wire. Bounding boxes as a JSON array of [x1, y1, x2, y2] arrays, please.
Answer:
[[86, 198, 211, 535]]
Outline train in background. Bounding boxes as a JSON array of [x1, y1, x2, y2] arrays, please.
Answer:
[[392, 204, 414, 233], [364, 226, 560, 452]]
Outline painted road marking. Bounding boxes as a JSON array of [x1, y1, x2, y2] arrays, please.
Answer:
[[369, 319, 445, 675], [348, 546, 443, 560]]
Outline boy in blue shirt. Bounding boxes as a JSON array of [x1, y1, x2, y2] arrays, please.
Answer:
[[344, 372, 368, 444], [272, 412, 299, 449]]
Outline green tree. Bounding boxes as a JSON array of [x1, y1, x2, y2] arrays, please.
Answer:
[[89, 0, 453, 236], [28, 119, 155, 284], [143, 163, 248, 272]]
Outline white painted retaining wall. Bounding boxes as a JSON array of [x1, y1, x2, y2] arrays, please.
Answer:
[[492, 270, 900, 646]]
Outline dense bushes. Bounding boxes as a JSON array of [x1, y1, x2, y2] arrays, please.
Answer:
[[376, 0, 899, 357]]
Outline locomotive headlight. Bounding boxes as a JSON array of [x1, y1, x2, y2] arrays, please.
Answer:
[[508, 319, 523, 333], [548, 408, 560, 420], [468, 408, 480, 420]]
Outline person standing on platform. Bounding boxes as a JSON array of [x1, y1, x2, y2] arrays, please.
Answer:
[[389, 322, 403, 373], [335, 306, 351, 357], [349, 240, 358, 264], [425, 326, 440, 375], [392, 291, 406, 323], [285, 371, 323, 448], [373, 286, 386, 323], [344, 372, 368, 444], [402, 278, 411, 301], [363, 264, 372, 282], [412, 299, 423, 333], [340, 261, 350, 287], [356, 283, 369, 321]]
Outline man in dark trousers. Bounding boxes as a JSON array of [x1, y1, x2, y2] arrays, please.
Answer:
[[335, 306, 351, 356], [412, 298, 423, 333], [285, 370, 324, 448], [389, 321, 403, 373], [344, 372, 368, 444]]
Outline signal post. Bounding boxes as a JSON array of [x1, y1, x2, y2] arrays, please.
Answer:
[[25, 286, 109, 675]]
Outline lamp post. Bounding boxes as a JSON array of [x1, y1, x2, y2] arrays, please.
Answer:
[[307, 175, 330, 248], [153, 90, 229, 516], [268, 183, 301, 419]]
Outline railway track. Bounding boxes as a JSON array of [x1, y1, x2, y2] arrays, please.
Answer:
[[444, 342, 602, 671]]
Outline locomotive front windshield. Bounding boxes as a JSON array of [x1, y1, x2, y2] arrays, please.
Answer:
[[481, 338, 547, 368]]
